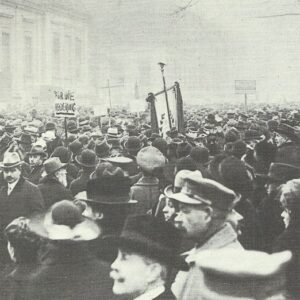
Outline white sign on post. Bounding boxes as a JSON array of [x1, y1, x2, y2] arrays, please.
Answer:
[[54, 89, 76, 117], [235, 80, 256, 94]]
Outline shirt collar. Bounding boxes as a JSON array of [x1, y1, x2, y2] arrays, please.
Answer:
[[8, 178, 20, 192], [133, 285, 165, 300]]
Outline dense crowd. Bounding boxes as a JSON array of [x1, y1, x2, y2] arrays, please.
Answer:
[[0, 104, 299, 299]]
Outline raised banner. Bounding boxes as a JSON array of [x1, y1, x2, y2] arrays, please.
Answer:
[[53, 89, 76, 117]]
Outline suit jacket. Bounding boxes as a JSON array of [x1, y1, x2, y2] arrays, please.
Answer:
[[27, 165, 45, 185], [70, 169, 93, 196], [38, 176, 73, 209]]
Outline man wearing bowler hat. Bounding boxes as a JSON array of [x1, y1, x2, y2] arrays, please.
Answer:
[[109, 214, 188, 300], [38, 157, 73, 208], [0, 152, 44, 263], [70, 149, 99, 197], [168, 173, 242, 298]]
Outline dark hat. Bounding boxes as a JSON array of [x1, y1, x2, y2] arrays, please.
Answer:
[[86, 172, 136, 206], [152, 138, 168, 157], [124, 136, 143, 153], [258, 162, 300, 184], [166, 127, 178, 139], [67, 120, 79, 133], [17, 133, 32, 145], [105, 215, 188, 270], [28, 200, 100, 241], [45, 122, 56, 131], [176, 142, 193, 158], [244, 130, 262, 142], [192, 249, 291, 300], [43, 157, 66, 175], [28, 145, 47, 157], [149, 133, 161, 142], [275, 145, 300, 168], [69, 140, 83, 156], [95, 140, 111, 158], [107, 138, 121, 149], [75, 149, 99, 168], [51, 146, 72, 163], [4, 124, 16, 134], [170, 175, 240, 212], [190, 147, 209, 164], [0, 152, 23, 169], [82, 125, 92, 133]]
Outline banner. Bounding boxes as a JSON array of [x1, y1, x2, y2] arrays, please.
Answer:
[[53, 89, 76, 117]]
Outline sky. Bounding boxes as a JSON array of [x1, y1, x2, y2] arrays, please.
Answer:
[[83, 0, 300, 105]]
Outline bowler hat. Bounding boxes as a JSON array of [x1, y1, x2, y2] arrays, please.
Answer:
[[0, 152, 23, 169], [105, 215, 188, 270], [45, 122, 56, 131], [107, 127, 122, 139], [136, 146, 166, 173], [75, 149, 99, 168], [69, 140, 83, 156], [170, 175, 240, 212], [44, 157, 66, 175], [28, 200, 100, 242]]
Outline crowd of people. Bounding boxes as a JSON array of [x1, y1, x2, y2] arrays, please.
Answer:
[[0, 104, 299, 299]]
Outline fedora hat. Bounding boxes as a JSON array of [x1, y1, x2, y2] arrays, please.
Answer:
[[95, 140, 111, 158], [75, 149, 99, 168], [44, 157, 66, 175], [28, 145, 47, 157], [105, 215, 188, 271], [124, 136, 143, 153], [0, 152, 23, 169], [28, 200, 100, 242]]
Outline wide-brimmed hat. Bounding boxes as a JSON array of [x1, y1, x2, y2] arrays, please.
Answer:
[[107, 127, 122, 139], [28, 200, 100, 242], [0, 152, 23, 169], [124, 136, 143, 153], [105, 215, 188, 271], [44, 157, 67, 175], [28, 145, 47, 157], [136, 146, 166, 173], [75, 149, 99, 168], [85, 172, 137, 206], [95, 140, 111, 158]]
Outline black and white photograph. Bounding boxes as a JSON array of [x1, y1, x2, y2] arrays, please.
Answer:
[[0, 0, 299, 299]]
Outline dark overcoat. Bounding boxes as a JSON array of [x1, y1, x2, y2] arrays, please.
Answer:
[[38, 176, 73, 209]]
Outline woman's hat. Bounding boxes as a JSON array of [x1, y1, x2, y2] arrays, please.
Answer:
[[105, 215, 188, 271], [75, 149, 99, 168], [28, 200, 100, 242]]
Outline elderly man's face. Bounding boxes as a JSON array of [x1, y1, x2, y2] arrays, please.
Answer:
[[3, 167, 21, 184], [110, 249, 153, 297], [174, 203, 211, 240]]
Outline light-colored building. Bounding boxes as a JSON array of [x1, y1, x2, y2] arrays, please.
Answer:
[[0, 0, 93, 106]]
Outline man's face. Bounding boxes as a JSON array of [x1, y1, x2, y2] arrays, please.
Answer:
[[3, 167, 21, 184], [110, 249, 151, 297], [55, 168, 67, 187], [29, 154, 43, 167], [174, 203, 211, 240]]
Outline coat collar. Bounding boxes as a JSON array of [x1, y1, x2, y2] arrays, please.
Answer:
[[3, 176, 25, 194]]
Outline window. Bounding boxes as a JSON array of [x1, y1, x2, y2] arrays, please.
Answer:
[[75, 37, 81, 80], [2, 32, 10, 73], [24, 35, 32, 77], [52, 33, 60, 79]]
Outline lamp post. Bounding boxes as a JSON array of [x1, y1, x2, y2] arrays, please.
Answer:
[[158, 62, 172, 130]]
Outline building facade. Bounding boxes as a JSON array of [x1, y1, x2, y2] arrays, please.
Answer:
[[0, 0, 93, 106]]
